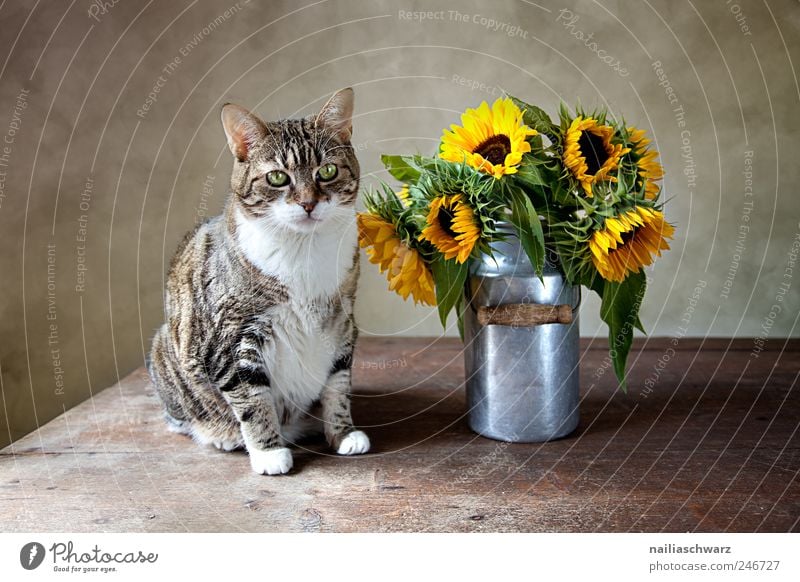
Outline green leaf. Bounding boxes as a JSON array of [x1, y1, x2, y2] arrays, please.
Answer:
[[381, 155, 421, 182], [600, 271, 647, 390], [431, 257, 469, 328], [559, 102, 570, 123], [512, 154, 547, 188], [583, 270, 606, 298], [552, 186, 576, 207], [507, 188, 546, 278], [455, 295, 466, 341], [509, 95, 557, 140]]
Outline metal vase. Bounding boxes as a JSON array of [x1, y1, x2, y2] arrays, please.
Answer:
[[463, 228, 580, 443]]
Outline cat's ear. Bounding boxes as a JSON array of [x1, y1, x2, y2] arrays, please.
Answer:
[[315, 88, 354, 141], [221, 104, 267, 161]]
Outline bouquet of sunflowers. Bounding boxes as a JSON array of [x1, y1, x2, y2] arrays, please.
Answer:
[[358, 96, 674, 387]]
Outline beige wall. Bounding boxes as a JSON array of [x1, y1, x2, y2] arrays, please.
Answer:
[[1, 0, 798, 448]]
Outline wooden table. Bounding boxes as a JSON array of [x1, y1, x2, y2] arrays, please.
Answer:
[[1, 338, 798, 532]]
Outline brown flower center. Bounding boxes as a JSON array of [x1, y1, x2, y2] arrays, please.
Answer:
[[578, 131, 610, 175], [438, 206, 458, 238], [473, 134, 511, 166]]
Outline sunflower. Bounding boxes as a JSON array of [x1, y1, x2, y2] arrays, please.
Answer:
[[628, 127, 664, 200], [440, 97, 537, 178], [419, 194, 481, 263], [589, 207, 674, 282], [563, 116, 629, 197], [357, 213, 436, 305], [387, 243, 436, 305]]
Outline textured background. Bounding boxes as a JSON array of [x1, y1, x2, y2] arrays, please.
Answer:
[[0, 0, 798, 448]]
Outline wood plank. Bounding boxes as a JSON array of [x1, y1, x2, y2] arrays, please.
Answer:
[[1, 338, 798, 532]]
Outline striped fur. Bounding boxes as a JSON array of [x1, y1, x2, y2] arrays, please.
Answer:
[[149, 89, 369, 475]]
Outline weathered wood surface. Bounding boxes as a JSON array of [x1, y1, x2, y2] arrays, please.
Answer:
[[476, 303, 573, 326], [1, 337, 798, 532]]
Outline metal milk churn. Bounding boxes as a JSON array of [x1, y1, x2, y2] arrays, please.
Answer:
[[463, 226, 581, 443]]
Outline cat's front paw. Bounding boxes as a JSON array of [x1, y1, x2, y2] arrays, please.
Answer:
[[249, 447, 293, 475], [337, 430, 370, 455]]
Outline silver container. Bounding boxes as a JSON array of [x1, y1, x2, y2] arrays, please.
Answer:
[[463, 228, 580, 443]]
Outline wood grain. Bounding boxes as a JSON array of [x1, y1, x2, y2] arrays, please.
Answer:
[[1, 337, 798, 532], [476, 303, 573, 326]]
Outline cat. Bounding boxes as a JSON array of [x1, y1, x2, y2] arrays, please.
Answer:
[[148, 88, 369, 475]]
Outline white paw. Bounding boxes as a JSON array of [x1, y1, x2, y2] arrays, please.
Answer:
[[249, 447, 293, 475], [337, 430, 370, 455]]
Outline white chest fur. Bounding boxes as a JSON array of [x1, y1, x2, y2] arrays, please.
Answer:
[[262, 304, 333, 410], [234, 207, 356, 303], [234, 208, 356, 409]]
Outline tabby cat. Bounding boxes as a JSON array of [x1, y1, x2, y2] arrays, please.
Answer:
[[148, 88, 369, 475]]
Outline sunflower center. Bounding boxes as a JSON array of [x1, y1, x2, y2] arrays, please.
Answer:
[[473, 134, 512, 166], [438, 206, 458, 238], [578, 131, 609, 175]]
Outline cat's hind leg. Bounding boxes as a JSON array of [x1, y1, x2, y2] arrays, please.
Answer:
[[151, 325, 244, 451], [189, 416, 244, 452], [149, 325, 192, 431]]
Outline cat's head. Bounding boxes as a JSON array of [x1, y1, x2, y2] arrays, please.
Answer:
[[221, 88, 359, 234]]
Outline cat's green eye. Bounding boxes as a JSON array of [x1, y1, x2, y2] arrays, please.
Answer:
[[266, 170, 289, 187], [317, 163, 338, 181]]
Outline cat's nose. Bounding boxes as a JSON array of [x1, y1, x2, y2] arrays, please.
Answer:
[[300, 201, 317, 215]]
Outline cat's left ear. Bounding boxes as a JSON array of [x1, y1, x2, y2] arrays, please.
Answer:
[[315, 88, 354, 142]]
